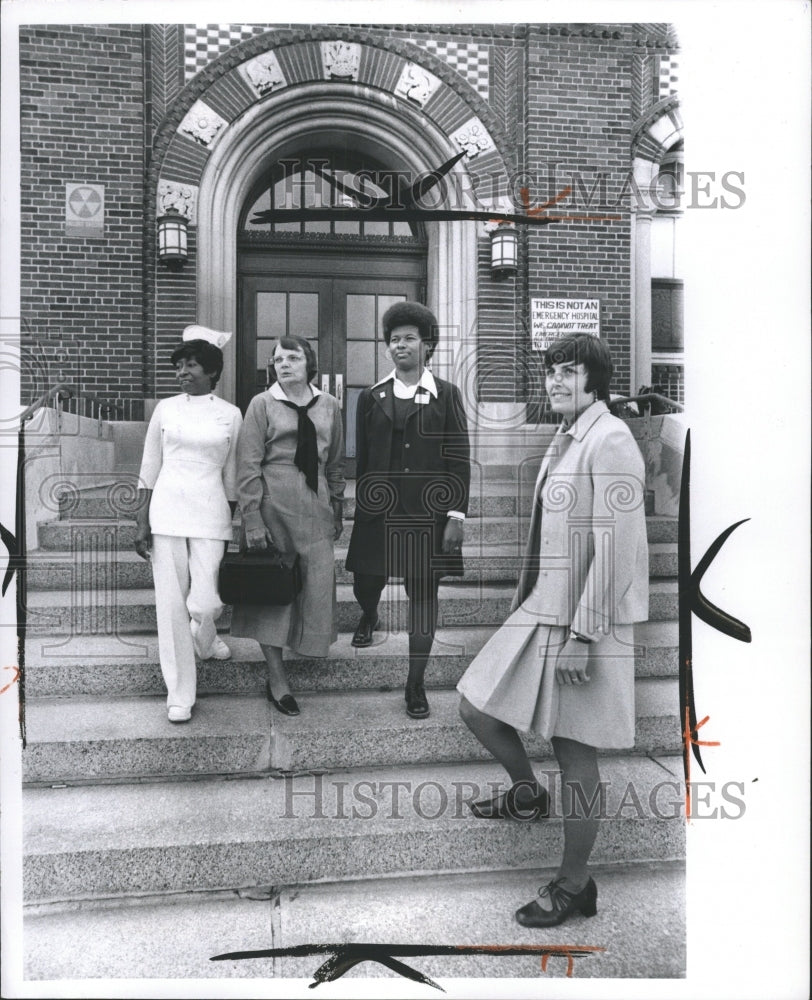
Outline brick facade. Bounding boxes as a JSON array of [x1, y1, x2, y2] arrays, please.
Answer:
[[20, 25, 147, 418], [18, 22, 678, 416]]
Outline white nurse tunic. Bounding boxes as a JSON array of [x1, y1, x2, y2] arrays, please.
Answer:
[[139, 392, 242, 710]]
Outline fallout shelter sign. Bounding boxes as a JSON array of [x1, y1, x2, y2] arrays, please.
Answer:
[[65, 182, 105, 237]]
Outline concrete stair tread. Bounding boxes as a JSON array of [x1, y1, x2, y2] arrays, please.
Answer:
[[27, 580, 677, 606], [29, 539, 677, 561], [22, 682, 681, 783], [26, 693, 269, 743], [24, 621, 679, 667], [24, 755, 682, 851], [25, 682, 676, 744], [24, 621, 679, 698], [22, 862, 685, 980]]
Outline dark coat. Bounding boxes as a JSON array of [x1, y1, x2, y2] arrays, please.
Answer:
[[346, 375, 471, 578]]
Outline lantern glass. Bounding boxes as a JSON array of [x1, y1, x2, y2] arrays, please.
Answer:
[[490, 226, 518, 274], [158, 214, 188, 268]]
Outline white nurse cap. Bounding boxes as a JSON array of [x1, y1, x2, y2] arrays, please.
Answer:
[[182, 325, 232, 349]]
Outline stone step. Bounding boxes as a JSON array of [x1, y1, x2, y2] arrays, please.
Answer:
[[23, 756, 685, 903], [24, 580, 679, 635], [24, 621, 679, 698], [22, 861, 686, 980], [36, 515, 679, 551], [59, 485, 534, 522], [21, 681, 679, 785], [25, 541, 678, 591]]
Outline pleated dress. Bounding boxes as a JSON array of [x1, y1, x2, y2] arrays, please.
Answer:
[[457, 412, 642, 750]]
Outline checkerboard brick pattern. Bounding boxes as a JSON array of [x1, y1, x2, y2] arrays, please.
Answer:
[[184, 24, 267, 79], [415, 39, 490, 97], [658, 54, 679, 98]]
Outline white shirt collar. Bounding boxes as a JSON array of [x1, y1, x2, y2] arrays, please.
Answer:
[[269, 381, 322, 402], [372, 368, 438, 399]]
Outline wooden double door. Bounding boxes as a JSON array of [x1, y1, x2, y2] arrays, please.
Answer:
[[238, 247, 425, 475]]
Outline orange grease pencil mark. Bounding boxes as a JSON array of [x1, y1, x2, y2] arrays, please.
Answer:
[[460, 943, 605, 978], [683, 706, 721, 818], [0, 666, 20, 695]]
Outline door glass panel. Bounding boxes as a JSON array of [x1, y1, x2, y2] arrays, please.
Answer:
[[345, 387, 362, 459], [256, 338, 276, 384], [334, 220, 360, 235], [378, 294, 406, 321], [346, 294, 375, 339], [347, 340, 376, 387], [257, 292, 286, 340], [289, 293, 318, 338], [376, 340, 391, 378], [364, 221, 389, 237]]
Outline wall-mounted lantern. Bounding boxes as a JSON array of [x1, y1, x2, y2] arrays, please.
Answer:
[[490, 222, 518, 278], [157, 213, 188, 271]]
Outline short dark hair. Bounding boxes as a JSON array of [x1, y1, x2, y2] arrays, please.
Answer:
[[382, 301, 439, 360], [170, 340, 224, 389], [543, 334, 614, 402], [272, 335, 318, 382]]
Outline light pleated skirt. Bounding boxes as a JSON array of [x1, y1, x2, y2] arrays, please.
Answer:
[[456, 604, 636, 749]]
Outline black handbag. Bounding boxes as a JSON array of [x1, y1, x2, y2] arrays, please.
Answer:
[[218, 549, 302, 606]]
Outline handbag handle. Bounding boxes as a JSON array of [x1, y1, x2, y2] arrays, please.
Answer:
[[236, 547, 295, 569]]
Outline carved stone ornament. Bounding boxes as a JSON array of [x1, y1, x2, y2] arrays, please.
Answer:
[[179, 101, 227, 148], [451, 118, 496, 159], [394, 62, 441, 107], [157, 180, 197, 223], [240, 51, 287, 96], [321, 40, 360, 80]]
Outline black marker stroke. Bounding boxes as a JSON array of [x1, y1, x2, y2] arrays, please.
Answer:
[[678, 429, 751, 784]]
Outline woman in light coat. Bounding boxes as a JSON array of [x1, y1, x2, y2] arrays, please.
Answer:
[[457, 333, 649, 928]]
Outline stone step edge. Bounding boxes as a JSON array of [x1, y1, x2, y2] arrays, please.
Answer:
[[24, 748, 684, 791], [25, 578, 679, 605], [23, 856, 686, 915], [23, 621, 679, 667], [24, 755, 686, 843]]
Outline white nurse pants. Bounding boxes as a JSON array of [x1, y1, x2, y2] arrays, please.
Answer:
[[151, 534, 225, 709]]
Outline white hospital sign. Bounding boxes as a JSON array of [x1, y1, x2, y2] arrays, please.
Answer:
[[531, 298, 600, 351]]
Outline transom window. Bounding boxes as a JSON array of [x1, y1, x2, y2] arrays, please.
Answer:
[[240, 151, 424, 241]]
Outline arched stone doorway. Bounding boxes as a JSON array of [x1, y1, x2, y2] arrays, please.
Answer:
[[236, 146, 429, 473], [194, 85, 481, 409]]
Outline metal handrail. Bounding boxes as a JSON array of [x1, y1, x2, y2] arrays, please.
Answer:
[[19, 382, 122, 435], [608, 392, 684, 415]]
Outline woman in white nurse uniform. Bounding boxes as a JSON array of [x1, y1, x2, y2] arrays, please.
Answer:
[[135, 326, 243, 723]]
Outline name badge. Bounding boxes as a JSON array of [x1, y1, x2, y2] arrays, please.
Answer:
[[415, 392, 430, 405]]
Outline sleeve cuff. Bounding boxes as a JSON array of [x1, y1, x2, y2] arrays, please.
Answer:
[[241, 510, 265, 533], [447, 511, 466, 521]]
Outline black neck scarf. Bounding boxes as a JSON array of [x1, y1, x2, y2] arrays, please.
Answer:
[[278, 394, 320, 494]]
